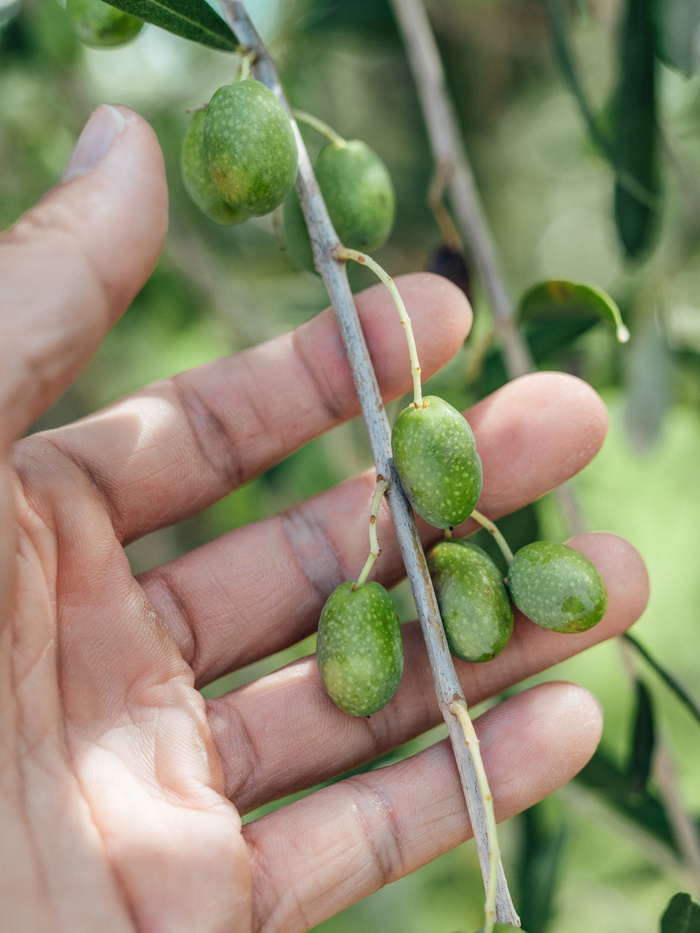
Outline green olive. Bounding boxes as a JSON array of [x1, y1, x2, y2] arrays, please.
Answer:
[[284, 138, 395, 272], [204, 79, 298, 217], [507, 541, 608, 633], [391, 395, 482, 529], [67, 0, 144, 48], [317, 581, 403, 717], [181, 110, 247, 226], [428, 539, 513, 662]]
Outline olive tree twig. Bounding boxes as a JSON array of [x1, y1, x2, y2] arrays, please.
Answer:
[[389, 0, 586, 540], [217, 0, 519, 925]]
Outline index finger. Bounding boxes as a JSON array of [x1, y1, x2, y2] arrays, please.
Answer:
[[29, 273, 471, 543]]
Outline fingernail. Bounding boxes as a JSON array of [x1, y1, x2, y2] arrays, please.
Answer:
[[63, 105, 132, 182]]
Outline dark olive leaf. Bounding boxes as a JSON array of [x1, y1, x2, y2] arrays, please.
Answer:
[[516, 803, 568, 933], [661, 893, 700, 933], [541, 0, 613, 158], [475, 316, 597, 397], [614, 0, 661, 259], [654, 0, 700, 78], [102, 0, 239, 51], [575, 749, 677, 850], [626, 679, 656, 796], [519, 279, 629, 343]]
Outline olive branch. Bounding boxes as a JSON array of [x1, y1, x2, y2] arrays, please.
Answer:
[[216, 0, 520, 927]]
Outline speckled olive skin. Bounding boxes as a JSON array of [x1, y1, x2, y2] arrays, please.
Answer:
[[204, 80, 298, 217], [317, 581, 403, 717], [428, 539, 513, 662], [507, 541, 608, 633], [391, 396, 483, 529], [181, 110, 247, 227], [283, 139, 395, 272], [67, 0, 143, 48]]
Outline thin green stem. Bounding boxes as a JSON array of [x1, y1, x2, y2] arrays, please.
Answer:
[[336, 247, 423, 408], [238, 52, 253, 81], [355, 476, 390, 587], [450, 699, 500, 933], [292, 110, 347, 147], [471, 509, 514, 566]]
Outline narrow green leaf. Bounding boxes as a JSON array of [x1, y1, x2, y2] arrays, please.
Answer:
[[476, 316, 598, 396], [517, 803, 567, 933], [654, 0, 700, 78], [102, 0, 240, 51], [576, 749, 676, 850], [626, 679, 655, 796], [661, 893, 700, 933], [541, 0, 613, 158], [624, 633, 700, 728], [614, 0, 661, 259], [519, 279, 629, 343]]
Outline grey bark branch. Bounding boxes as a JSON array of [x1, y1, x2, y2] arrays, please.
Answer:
[[389, 0, 533, 380], [218, 0, 518, 925], [390, 0, 587, 541]]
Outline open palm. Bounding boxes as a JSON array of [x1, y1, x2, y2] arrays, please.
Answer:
[[0, 106, 648, 933]]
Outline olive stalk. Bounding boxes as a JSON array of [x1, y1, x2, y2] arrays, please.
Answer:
[[470, 510, 514, 567], [336, 246, 423, 409], [292, 109, 347, 146], [355, 476, 390, 587], [451, 698, 501, 933], [217, 1, 519, 924]]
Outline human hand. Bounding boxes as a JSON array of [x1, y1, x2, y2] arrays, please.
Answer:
[[0, 105, 649, 933]]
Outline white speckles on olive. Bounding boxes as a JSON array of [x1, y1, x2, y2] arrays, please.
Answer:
[[507, 541, 608, 633], [428, 539, 513, 662], [391, 396, 483, 529], [182, 110, 247, 227], [204, 80, 298, 217], [317, 581, 403, 717]]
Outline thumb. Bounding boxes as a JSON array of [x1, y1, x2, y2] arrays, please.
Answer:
[[0, 104, 168, 446]]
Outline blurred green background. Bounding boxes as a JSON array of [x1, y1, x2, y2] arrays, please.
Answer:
[[2, 0, 700, 930]]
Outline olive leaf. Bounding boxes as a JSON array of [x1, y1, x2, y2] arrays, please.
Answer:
[[518, 279, 629, 343], [540, 0, 613, 158], [626, 679, 656, 796], [576, 749, 677, 850], [102, 0, 240, 51], [660, 893, 700, 933], [614, 0, 661, 259], [517, 804, 568, 933], [624, 633, 700, 728]]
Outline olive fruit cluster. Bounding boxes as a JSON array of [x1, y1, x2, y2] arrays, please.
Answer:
[[182, 79, 298, 226], [316, 326, 607, 716]]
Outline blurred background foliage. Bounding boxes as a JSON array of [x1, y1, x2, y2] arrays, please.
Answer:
[[2, 0, 700, 929]]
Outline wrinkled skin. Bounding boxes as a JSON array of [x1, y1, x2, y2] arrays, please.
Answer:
[[0, 105, 649, 932]]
